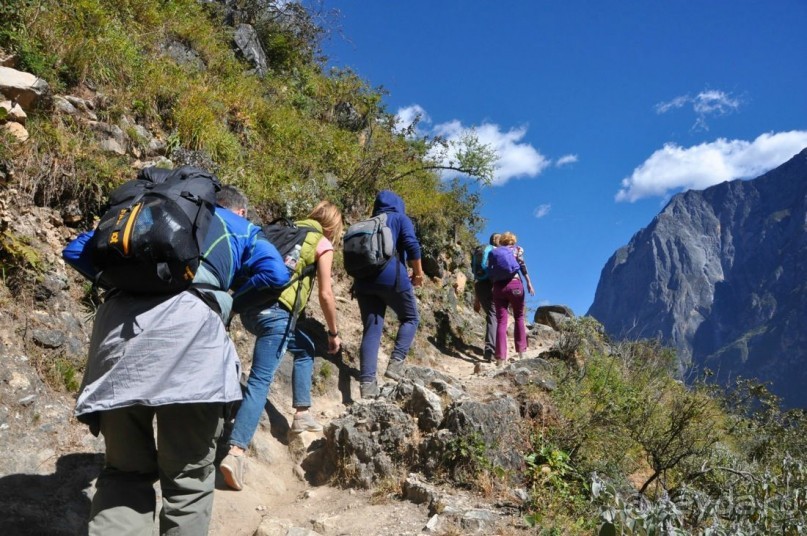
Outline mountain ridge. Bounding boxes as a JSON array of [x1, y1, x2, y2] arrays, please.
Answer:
[[588, 147, 807, 406]]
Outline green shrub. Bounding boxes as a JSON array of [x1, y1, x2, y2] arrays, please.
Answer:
[[53, 358, 81, 393], [0, 230, 43, 274], [439, 432, 500, 488], [551, 340, 725, 493]]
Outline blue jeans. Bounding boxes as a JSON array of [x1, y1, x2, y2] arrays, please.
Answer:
[[228, 304, 315, 450], [356, 286, 419, 383]]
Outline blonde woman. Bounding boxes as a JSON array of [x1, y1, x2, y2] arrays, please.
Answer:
[[221, 201, 343, 491], [492, 231, 535, 364]]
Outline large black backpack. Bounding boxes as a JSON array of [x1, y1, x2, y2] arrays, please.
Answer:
[[262, 218, 318, 276], [88, 166, 221, 294]]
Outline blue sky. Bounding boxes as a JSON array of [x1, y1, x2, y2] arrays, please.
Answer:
[[322, 1, 807, 316]]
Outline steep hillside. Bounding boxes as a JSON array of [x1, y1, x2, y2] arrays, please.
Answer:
[[3, 3, 807, 535], [588, 148, 807, 406]]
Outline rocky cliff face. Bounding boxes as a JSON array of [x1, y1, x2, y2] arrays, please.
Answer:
[[588, 148, 807, 407]]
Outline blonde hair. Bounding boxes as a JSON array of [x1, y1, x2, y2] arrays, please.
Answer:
[[308, 200, 343, 242], [499, 231, 517, 246]]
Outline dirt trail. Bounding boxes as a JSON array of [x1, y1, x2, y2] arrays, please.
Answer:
[[206, 293, 556, 536]]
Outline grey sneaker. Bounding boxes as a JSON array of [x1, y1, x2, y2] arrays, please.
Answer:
[[291, 412, 323, 433], [360, 380, 379, 399], [219, 453, 246, 491], [495, 358, 508, 368], [384, 359, 406, 380]]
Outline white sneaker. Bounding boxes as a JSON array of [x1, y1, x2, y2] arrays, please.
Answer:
[[220, 453, 247, 491], [291, 412, 324, 433]]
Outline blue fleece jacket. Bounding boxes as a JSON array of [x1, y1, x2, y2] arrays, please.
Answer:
[[354, 190, 421, 292]]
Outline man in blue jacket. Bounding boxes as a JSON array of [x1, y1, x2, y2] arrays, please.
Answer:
[[352, 190, 425, 398], [63, 183, 289, 536]]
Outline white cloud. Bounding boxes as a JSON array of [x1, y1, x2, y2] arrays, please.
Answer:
[[655, 89, 743, 131], [692, 90, 741, 115], [394, 104, 431, 135], [555, 154, 578, 167], [655, 95, 690, 114], [533, 204, 551, 218], [394, 105, 551, 185], [615, 131, 807, 202]]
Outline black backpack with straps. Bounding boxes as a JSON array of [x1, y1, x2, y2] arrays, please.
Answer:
[[87, 166, 220, 294], [260, 218, 320, 310]]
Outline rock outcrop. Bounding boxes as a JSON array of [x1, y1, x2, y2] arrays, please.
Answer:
[[588, 148, 807, 407]]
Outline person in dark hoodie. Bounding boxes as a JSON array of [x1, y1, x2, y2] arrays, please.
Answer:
[[352, 190, 425, 398]]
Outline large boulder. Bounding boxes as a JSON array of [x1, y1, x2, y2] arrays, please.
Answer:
[[88, 121, 127, 155], [1, 100, 26, 124], [533, 304, 574, 330], [234, 24, 269, 78], [160, 39, 205, 71], [317, 400, 416, 488], [421, 396, 524, 477], [0, 66, 50, 109], [2, 122, 28, 142]]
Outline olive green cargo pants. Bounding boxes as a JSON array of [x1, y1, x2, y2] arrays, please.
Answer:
[[88, 403, 224, 536]]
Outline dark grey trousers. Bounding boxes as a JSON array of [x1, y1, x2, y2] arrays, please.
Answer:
[[475, 279, 497, 359]]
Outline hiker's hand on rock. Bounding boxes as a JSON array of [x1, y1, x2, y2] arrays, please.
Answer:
[[473, 299, 481, 313]]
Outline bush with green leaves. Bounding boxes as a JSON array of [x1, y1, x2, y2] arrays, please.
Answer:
[[551, 315, 608, 362], [438, 432, 499, 488], [550, 338, 725, 493], [523, 435, 592, 531]]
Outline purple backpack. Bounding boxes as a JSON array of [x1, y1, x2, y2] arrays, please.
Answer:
[[488, 245, 520, 282]]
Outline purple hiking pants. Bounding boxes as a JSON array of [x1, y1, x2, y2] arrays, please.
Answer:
[[493, 276, 527, 360]]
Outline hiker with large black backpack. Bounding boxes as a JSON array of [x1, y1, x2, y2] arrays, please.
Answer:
[[345, 190, 425, 399], [471, 233, 501, 363], [219, 200, 344, 491], [63, 174, 290, 535]]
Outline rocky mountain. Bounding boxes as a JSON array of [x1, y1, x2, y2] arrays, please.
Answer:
[[588, 148, 807, 407]]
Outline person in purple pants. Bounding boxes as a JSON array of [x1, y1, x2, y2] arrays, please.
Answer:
[[492, 231, 535, 365]]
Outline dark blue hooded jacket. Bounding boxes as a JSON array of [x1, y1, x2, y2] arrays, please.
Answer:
[[354, 190, 421, 292]]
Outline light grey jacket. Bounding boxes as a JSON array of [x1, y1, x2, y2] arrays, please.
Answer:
[[74, 291, 242, 425]]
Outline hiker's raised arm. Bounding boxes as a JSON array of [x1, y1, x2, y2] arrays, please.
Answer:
[[232, 237, 289, 309]]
